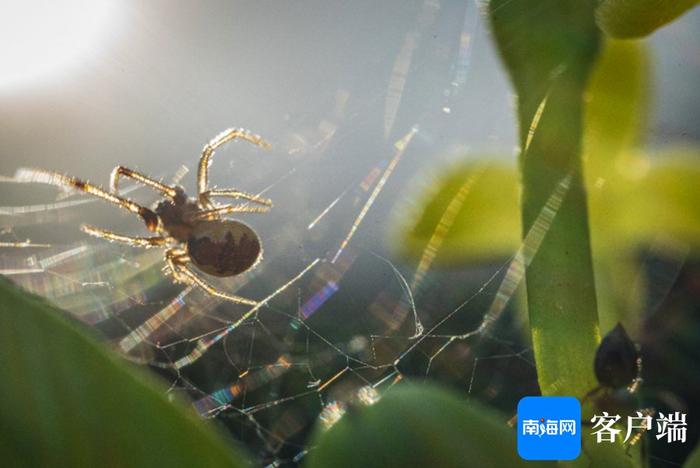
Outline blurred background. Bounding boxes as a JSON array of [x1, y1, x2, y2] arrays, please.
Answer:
[[1, 1, 699, 466]]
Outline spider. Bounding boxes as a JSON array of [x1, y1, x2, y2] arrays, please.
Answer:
[[586, 323, 654, 456], [508, 324, 652, 458], [18, 128, 272, 305]]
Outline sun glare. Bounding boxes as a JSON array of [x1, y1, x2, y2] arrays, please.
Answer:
[[0, 0, 116, 89]]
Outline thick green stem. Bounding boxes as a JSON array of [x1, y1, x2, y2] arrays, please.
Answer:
[[489, 0, 602, 398], [520, 77, 600, 397]]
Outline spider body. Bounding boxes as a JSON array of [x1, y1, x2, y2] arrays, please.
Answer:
[[152, 187, 263, 277], [154, 188, 203, 241], [16, 128, 272, 305], [586, 323, 653, 455], [188, 220, 262, 277]]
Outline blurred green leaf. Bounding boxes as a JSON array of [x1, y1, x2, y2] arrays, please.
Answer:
[[398, 150, 700, 262], [590, 150, 700, 250], [305, 384, 543, 468], [584, 40, 649, 174], [397, 162, 520, 264], [0, 277, 249, 467], [596, 0, 699, 38]]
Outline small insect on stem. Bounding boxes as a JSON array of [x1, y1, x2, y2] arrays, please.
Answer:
[[593, 323, 642, 394], [584, 323, 653, 455], [12, 128, 272, 305]]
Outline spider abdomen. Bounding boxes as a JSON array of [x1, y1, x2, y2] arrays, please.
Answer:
[[187, 220, 262, 277]]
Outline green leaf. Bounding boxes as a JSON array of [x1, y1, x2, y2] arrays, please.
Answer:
[[596, 0, 699, 38], [305, 384, 543, 468], [395, 162, 520, 265], [584, 40, 649, 175], [592, 151, 700, 249], [0, 277, 249, 467]]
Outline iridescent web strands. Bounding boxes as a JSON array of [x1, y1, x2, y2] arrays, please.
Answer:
[[0, 120, 556, 466], [0, 9, 583, 463]]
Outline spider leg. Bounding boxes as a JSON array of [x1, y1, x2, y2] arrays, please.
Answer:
[[200, 188, 272, 207], [82, 225, 167, 248], [14, 169, 159, 231], [110, 166, 178, 199], [624, 407, 655, 455], [191, 204, 271, 221], [164, 248, 190, 283], [165, 248, 258, 306], [197, 128, 271, 209]]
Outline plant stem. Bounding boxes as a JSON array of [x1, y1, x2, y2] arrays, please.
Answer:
[[520, 83, 600, 397], [489, 0, 602, 398]]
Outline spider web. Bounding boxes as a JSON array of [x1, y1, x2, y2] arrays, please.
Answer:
[[1, 167, 543, 466], [0, 3, 551, 465], [2, 1, 693, 466]]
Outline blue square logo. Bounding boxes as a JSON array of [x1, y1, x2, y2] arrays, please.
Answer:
[[517, 396, 581, 460]]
